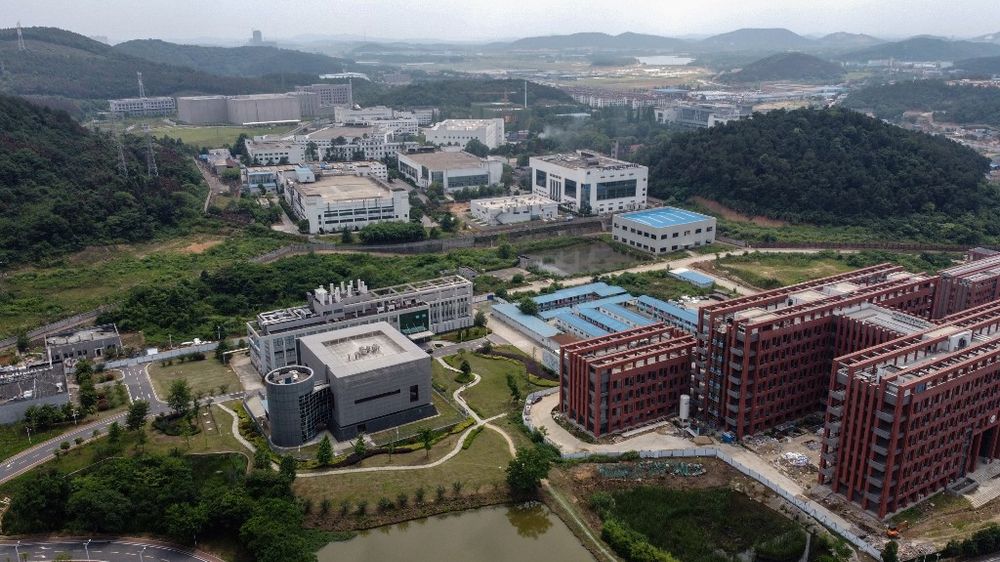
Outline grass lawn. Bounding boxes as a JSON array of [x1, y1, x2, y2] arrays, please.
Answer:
[[439, 326, 491, 343], [293, 428, 512, 506], [0, 406, 128, 464], [598, 269, 713, 301], [714, 253, 855, 289], [443, 351, 544, 418], [0, 229, 294, 339], [147, 358, 240, 398], [154, 124, 296, 149]]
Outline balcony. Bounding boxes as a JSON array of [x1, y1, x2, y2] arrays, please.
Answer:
[[732, 347, 744, 357], [725, 416, 738, 427], [820, 466, 835, 479], [869, 458, 886, 472], [825, 435, 839, 449], [730, 360, 743, 372], [727, 402, 741, 414], [871, 443, 888, 456], [829, 389, 845, 402], [827, 405, 843, 418], [729, 375, 743, 386], [866, 492, 882, 504], [875, 409, 895, 423], [828, 422, 841, 435], [822, 451, 838, 464], [869, 476, 884, 488], [873, 427, 891, 440]]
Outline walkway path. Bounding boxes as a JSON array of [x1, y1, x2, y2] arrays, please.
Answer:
[[298, 357, 517, 478]]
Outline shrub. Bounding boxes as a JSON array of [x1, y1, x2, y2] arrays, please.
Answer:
[[396, 493, 408, 508], [451, 481, 463, 496], [355, 499, 368, 516], [436, 485, 446, 501], [601, 518, 677, 562], [377, 497, 394, 512], [414, 487, 426, 504]]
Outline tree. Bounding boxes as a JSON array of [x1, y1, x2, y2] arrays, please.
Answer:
[[304, 141, 318, 162], [460, 360, 472, 380], [464, 138, 490, 157], [506, 373, 522, 402], [480, 340, 493, 355], [78, 377, 98, 413], [474, 310, 487, 328], [340, 227, 354, 243], [517, 297, 539, 316], [279, 455, 297, 482], [167, 379, 193, 417], [253, 447, 271, 470], [316, 435, 333, 466], [164, 502, 207, 543], [497, 241, 514, 260], [16, 331, 29, 352], [419, 428, 434, 458], [215, 338, 230, 364], [881, 541, 899, 562], [125, 400, 150, 431], [352, 434, 367, 458], [506, 447, 551, 494]]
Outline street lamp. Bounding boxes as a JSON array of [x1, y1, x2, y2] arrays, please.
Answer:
[[15, 540, 20, 560], [139, 545, 147, 562], [84, 539, 91, 561], [25, 425, 31, 444]]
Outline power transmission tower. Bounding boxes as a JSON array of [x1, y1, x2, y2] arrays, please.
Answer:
[[143, 124, 158, 178], [111, 112, 129, 178], [136, 71, 145, 98], [16, 22, 27, 52]]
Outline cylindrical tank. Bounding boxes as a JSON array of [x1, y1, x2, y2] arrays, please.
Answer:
[[264, 365, 315, 447], [679, 394, 691, 422]]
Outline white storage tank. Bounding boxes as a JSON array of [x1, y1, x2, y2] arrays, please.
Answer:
[[679, 394, 691, 422]]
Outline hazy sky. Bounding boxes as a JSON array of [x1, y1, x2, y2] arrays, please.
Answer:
[[5, 0, 1000, 43]]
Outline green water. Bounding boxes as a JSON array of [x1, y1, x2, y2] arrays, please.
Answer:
[[528, 241, 640, 276], [318, 503, 595, 562]]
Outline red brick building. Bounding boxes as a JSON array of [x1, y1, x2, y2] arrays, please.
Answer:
[[820, 300, 1000, 517], [560, 323, 694, 437], [695, 264, 936, 438], [931, 254, 1000, 319]]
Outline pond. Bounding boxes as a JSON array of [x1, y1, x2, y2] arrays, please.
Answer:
[[526, 241, 641, 276], [636, 55, 695, 66], [317, 503, 595, 562]]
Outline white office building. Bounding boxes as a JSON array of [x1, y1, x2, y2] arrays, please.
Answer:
[[297, 126, 418, 161], [423, 118, 505, 149], [108, 96, 176, 117], [396, 150, 503, 192], [294, 83, 353, 107], [611, 207, 716, 254], [283, 172, 409, 234], [470, 194, 558, 226], [245, 139, 306, 165], [530, 151, 648, 215], [653, 103, 753, 129], [332, 106, 419, 135]]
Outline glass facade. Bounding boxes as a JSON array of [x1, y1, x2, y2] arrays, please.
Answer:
[[448, 174, 490, 188], [535, 169, 547, 188], [564, 178, 577, 198], [596, 179, 637, 201]]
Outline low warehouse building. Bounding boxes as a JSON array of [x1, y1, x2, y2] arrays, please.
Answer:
[[469, 194, 558, 226], [265, 322, 434, 445], [283, 173, 409, 234], [612, 207, 716, 254], [396, 150, 503, 192]]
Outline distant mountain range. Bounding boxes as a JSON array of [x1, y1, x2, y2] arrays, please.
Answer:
[[493, 32, 688, 52], [722, 52, 844, 83], [0, 27, 294, 100], [837, 36, 1000, 62], [114, 39, 351, 77]]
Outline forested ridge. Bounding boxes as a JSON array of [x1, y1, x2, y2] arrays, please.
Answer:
[[114, 39, 350, 77], [842, 80, 1000, 125], [0, 27, 296, 99], [722, 52, 844, 83], [0, 94, 206, 265], [355, 79, 575, 109], [640, 107, 998, 243]]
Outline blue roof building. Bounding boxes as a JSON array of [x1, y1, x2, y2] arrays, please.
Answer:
[[532, 282, 627, 312], [611, 206, 717, 255], [668, 268, 715, 289], [635, 295, 699, 333]]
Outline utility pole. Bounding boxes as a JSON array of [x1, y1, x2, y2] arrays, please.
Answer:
[[524, 80, 527, 108], [143, 124, 158, 178], [112, 112, 129, 179]]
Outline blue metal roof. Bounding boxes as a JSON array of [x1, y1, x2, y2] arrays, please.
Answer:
[[637, 295, 699, 326], [532, 282, 627, 306], [539, 294, 635, 320], [492, 303, 560, 338], [619, 207, 712, 229], [670, 269, 715, 288], [577, 308, 630, 333], [555, 313, 608, 338], [600, 303, 657, 327]]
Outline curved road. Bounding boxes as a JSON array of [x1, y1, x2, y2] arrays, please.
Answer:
[[0, 538, 222, 562]]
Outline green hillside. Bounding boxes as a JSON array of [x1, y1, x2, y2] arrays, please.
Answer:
[[722, 52, 844, 83], [640, 107, 997, 244], [839, 37, 1000, 62], [114, 39, 350, 77], [843, 79, 1000, 125], [0, 27, 288, 99], [356, 78, 575, 108], [0, 94, 206, 265]]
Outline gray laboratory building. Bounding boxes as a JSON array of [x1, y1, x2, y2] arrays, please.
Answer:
[[264, 322, 434, 446]]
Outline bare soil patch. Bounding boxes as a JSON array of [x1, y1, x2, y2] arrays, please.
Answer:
[[692, 196, 789, 227]]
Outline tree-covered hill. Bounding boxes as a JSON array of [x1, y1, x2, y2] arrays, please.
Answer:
[[722, 52, 844, 83], [0, 94, 206, 266], [114, 39, 350, 77], [954, 56, 1000, 76], [0, 27, 290, 99], [842, 80, 1000, 125], [640, 108, 998, 244], [839, 37, 1000, 62], [356, 79, 575, 108]]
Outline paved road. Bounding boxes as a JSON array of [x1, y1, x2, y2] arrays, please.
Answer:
[[0, 538, 222, 562]]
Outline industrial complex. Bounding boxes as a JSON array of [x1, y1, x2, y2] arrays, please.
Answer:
[[612, 207, 717, 254], [396, 149, 503, 191]]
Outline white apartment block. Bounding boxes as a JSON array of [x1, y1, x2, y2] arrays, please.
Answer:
[[612, 207, 716, 254], [423, 118, 505, 149], [245, 139, 306, 165], [530, 151, 647, 215], [397, 150, 503, 192], [108, 96, 176, 117], [296, 126, 418, 161], [294, 83, 353, 107], [470, 194, 558, 226], [283, 173, 409, 235]]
